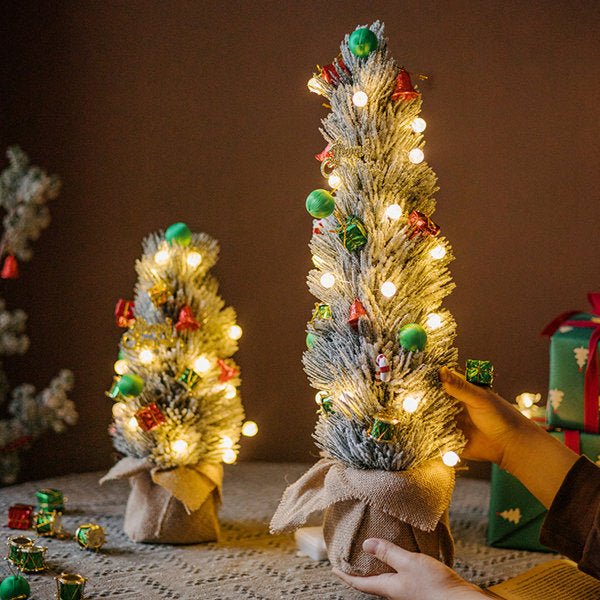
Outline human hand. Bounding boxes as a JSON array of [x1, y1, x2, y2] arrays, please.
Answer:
[[439, 366, 538, 471], [333, 538, 486, 600]]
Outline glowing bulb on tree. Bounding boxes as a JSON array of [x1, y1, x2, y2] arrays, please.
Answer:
[[352, 91, 368, 107], [114, 359, 129, 375], [403, 395, 420, 413], [112, 402, 127, 418], [222, 448, 237, 464], [193, 356, 211, 373], [430, 245, 446, 260], [186, 251, 202, 268], [386, 204, 402, 220], [229, 325, 242, 340], [411, 117, 427, 133], [408, 148, 424, 164], [127, 417, 138, 431], [139, 349, 154, 364], [426, 313, 442, 330], [307, 77, 321, 94], [224, 384, 236, 399], [381, 281, 397, 297], [442, 451, 460, 467], [315, 390, 328, 405], [172, 439, 188, 455], [320, 273, 335, 288], [242, 421, 258, 437], [154, 249, 170, 265], [328, 173, 342, 188], [219, 436, 234, 449]]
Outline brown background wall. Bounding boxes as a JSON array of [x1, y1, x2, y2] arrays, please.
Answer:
[[0, 1, 598, 481]]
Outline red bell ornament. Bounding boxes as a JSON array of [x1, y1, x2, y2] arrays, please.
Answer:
[[391, 68, 420, 102], [1, 255, 19, 279], [217, 359, 239, 383], [348, 299, 369, 330], [175, 305, 201, 332]]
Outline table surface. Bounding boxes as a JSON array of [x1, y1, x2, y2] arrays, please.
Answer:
[[0, 463, 556, 599]]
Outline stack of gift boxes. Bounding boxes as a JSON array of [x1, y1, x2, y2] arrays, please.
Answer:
[[487, 293, 600, 551]]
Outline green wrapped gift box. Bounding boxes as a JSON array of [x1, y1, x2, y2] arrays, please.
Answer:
[[487, 430, 600, 551], [545, 311, 600, 431]]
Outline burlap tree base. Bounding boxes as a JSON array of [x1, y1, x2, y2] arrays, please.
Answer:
[[271, 458, 455, 575], [101, 457, 222, 544]]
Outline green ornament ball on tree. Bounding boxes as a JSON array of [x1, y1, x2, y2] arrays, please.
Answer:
[[306, 333, 317, 349], [117, 373, 144, 397], [165, 222, 192, 246], [306, 189, 335, 218], [398, 324, 427, 352], [348, 28, 378, 58], [0, 575, 30, 600]]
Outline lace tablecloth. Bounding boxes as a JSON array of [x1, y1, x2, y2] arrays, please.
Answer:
[[0, 463, 555, 599]]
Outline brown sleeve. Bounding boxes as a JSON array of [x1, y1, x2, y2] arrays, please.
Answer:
[[539, 455, 600, 578]]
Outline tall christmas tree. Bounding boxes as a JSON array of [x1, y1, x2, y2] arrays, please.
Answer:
[[271, 22, 465, 575], [102, 223, 245, 543], [0, 147, 76, 484]]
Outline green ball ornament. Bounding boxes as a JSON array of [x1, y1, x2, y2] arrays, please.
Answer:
[[398, 324, 427, 352], [165, 222, 192, 246], [0, 575, 30, 600], [348, 28, 378, 58], [306, 333, 317, 349], [117, 373, 144, 398], [306, 189, 335, 218]]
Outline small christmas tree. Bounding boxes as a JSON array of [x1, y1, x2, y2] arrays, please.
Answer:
[[102, 223, 245, 543], [271, 23, 465, 575], [0, 147, 76, 484]]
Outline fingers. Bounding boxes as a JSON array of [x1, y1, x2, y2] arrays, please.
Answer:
[[439, 367, 492, 408], [333, 568, 398, 597], [362, 538, 411, 572]]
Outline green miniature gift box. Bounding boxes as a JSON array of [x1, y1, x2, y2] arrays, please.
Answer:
[[542, 293, 600, 432], [487, 429, 600, 551], [36, 489, 64, 514]]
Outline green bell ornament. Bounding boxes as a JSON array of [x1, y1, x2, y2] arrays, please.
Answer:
[[116, 373, 144, 398], [165, 222, 192, 246], [398, 324, 427, 352], [348, 28, 378, 58], [0, 575, 30, 600], [306, 189, 335, 218]]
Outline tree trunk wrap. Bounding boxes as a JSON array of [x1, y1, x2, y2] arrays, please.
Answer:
[[270, 458, 455, 575], [100, 457, 222, 544]]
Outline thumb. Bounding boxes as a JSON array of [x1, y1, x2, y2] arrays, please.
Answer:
[[363, 538, 411, 571], [439, 366, 491, 409]]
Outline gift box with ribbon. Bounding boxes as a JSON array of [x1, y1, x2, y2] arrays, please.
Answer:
[[487, 429, 600, 551], [541, 293, 600, 432]]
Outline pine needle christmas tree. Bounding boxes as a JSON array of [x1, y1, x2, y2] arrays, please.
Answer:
[[101, 223, 245, 543], [271, 22, 465, 575], [0, 147, 76, 484]]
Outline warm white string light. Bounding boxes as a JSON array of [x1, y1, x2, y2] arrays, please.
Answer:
[[411, 118, 427, 133], [172, 439, 188, 455], [328, 173, 342, 188], [193, 356, 211, 373], [408, 148, 424, 164], [139, 349, 154, 364], [242, 421, 259, 437], [229, 325, 243, 340], [219, 436, 234, 449], [114, 359, 129, 375], [307, 78, 321, 94], [222, 449, 237, 464], [426, 313, 442, 330], [442, 451, 460, 467], [224, 384, 236, 399], [154, 249, 170, 265], [403, 395, 420, 413], [380, 281, 397, 297], [320, 273, 335, 288], [352, 91, 368, 107], [385, 204, 402, 220], [430, 245, 446, 260], [127, 417, 138, 431], [186, 251, 202, 268], [112, 402, 127, 418]]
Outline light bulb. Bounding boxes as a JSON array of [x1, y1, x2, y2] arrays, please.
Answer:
[[222, 448, 237, 464], [411, 118, 427, 133], [112, 402, 127, 418], [172, 439, 188, 455], [442, 451, 460, 467], [315, 391, 329, 405], [114, 359, 129, 375], [307, 77, 321, 94], [219, 435, 234, 449], [430, 245, 446, 260], [229, 325, 243, 340], [193, 356, 211, 373], [154, 249, 170, 265], [242, 421, 258, 437], [320, 272, 335, 288], [516, 393, 541, 411], [381, 281, 397, 297], [139, 349, 154, 364], [403, 395, 420, 413], [186, 251, 202, 268], [328, 173, 342, 188], [408, 148, 424, 164], [426, 313, 442, 330], [352, 91, 368, 107], [127, 417, 138, 431], [224, 384, 236, 399], [386, 204, 402, 220]]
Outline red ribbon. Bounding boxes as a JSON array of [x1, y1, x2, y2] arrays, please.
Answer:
[[563, 430, 581, 454], [542, 293, 600, 433]]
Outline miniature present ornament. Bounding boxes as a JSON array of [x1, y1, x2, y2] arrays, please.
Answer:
[[466, 359, 494, 387], [336, 216, 367, 252], [7, 504, 34, 530], [134, 403, 166, 432], [36, 488, 65, 513]]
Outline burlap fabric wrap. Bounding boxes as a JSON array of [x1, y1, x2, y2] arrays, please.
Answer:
[[100, 457, 222, 544], [270, 457, 455, 575]]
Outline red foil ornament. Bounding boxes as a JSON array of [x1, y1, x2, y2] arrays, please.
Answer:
[[134, 402, 167, 432], [1, 255, 19, 279], [7, 504, 34, 529], [115, 299, 135, 327], [217, 359, 239, 383], [175, 305, 201, 332], [348, 299, 369, 330], [320, 59, 350, 85], [315, 142, 334, 163], [391, 68, 420, 101], [407, 210, 440, 239]]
